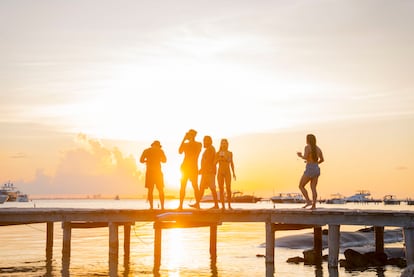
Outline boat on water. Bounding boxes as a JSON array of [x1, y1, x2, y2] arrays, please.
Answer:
[[0, 181, 29, 202], [200, 191, 261, 203], [0, 194, 8, 204], [231, 191, 262, 203], [325, 193, 347, 204], [345, 190, 381, 203], [383, 195, 401, 205], [16, 194, 29, 202], [270, 192, 306, 204]]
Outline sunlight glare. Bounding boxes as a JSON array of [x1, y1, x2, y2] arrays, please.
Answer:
[[163, 228, 186, 269]]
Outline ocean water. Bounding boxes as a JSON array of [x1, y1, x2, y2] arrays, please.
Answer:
[[0, 199, 410, 276]]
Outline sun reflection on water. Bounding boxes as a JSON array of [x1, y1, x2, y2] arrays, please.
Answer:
[[163, 228, 186, 269]]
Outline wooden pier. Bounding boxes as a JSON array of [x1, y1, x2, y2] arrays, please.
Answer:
[[1, 207, 414, 276]]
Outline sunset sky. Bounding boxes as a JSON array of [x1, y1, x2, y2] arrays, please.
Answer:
[[1, 1, 413, 200]]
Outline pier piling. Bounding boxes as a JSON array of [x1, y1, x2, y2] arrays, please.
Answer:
[[375, 226, 385, 253], [108, 222, 119, 277], [313, 226, 323, 262], [328, 224, 340, 268], [265, 222, 275, 264], [46, 222, 54, 260], [404, 227, 414, 265]]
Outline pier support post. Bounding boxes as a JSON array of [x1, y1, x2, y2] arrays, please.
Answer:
[[314, 226, 323, 263], [265, 222, 275, 264], [328, 224, 340, 268], [404, 227, 414, 265], [123, 223, 131, 275], [108, 222, 119, 277], [154, 224, 162, 269], [210, 224, 217, 260], [374, 226, 384, 253], [124, 223, 131, 259], [62, 222, 71, 276], [46, 222, 54, 260], [46, 222, 54, 275]]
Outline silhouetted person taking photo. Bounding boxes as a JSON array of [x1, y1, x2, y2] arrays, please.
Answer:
[[178, 129, 202, 210], [140, 140, 166, 210]]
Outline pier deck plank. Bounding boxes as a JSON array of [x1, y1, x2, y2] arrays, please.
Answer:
[[0, 207, 413, 227]]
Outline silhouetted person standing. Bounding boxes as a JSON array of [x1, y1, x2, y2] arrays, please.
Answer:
[[140, 140, 166, 210], [190, 135, 219, 209], [216, 138, 236, 210], [178, 129, 202, 210], [297, 134, 324, 209]]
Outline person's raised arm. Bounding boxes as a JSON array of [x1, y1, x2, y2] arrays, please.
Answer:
[[139, 150, 146, 163], [179, 134, 188, 154]]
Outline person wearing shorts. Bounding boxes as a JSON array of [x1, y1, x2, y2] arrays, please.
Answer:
[[297, 134, 324, 209], [140, 140, 166, 210], [178, 129, 202, 210], [190, 135, 219, 209]]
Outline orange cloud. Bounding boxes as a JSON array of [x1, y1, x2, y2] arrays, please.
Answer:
[[25, 134, 146, 197]]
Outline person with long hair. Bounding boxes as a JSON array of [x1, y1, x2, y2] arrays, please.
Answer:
[[297, 134, 324, 209], [215, 138, 236, 210]]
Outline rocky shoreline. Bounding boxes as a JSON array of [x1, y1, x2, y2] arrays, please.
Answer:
[[285, 227, 407, 270], [287, 247, 406, 270]]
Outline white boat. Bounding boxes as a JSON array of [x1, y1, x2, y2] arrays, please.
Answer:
[[16, 194, 29, 202], [200, 191, 261, 203], [270, 192, 305, 204], [325, 193, 346, 204], [231, 191, 262, 203], [345, 190, 381, 203], [0, 181, 29, 202], [0, 194, 8, 204], [383, 195, 401, 205]]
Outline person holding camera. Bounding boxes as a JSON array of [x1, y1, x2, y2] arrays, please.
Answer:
[[178, 129, 202, 210]]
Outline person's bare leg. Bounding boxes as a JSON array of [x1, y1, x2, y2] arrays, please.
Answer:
[[198, 187, 205, 204], [226, 181, 232, 209], [211, 188, 219, 208], [191, 179, 200, 208], [218, 183, 225, 209], [299, 175, 312, 208], [148, 188, 154, 210], [159, 188, 165, 210], [179, 179, 186, 210], [310, 177, 318, 209]]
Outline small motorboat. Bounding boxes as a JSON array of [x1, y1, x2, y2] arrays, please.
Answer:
[[270, 192, 306, 204], [325, 193, 346, 204], [383, 195, 401, 205]]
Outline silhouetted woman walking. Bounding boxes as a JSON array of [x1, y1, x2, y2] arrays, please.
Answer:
[[297, 134, 324, 209]]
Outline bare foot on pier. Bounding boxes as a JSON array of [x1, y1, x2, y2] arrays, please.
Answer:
[[302, 201, 312, 208]]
